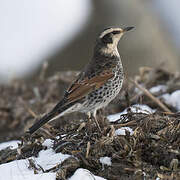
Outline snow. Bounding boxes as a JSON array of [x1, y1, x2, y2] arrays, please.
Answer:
[[135, 84, 180, 111], [149, 85, 167, 94], [161, 90, 180, 111], [0, 140, 20, 151], [107, 104, 155, 122], [0, 159, 106, 180], [0, 139, 70, 180], [69, 168, 106, 180], [99, 157, 112, 166], [42, 139, 53, 148], [35, 149, 71, 170], [115, 127, 134, 136], [0, 160, 56, 180], [0, 140, 106, 180]]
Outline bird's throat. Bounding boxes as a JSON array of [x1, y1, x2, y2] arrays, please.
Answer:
[[99, 45, 120, 57]]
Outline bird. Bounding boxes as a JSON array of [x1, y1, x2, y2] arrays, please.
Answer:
[[27, 26, 134, 134]]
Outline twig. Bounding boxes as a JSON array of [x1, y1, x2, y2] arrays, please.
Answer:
[[40, 127, 57, 140], [129, 78, 172, 113], [113, 120, 136, 128], [77, 122, 86, 132], [86, 141, 90, 158], [19, 98, 37, 118], [39, 61, 48, 81]]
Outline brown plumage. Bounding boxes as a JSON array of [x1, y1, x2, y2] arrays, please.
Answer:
[[28, 27, 134, 134]]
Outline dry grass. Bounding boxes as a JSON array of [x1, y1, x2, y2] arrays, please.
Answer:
[[0, 67, 180, 179]]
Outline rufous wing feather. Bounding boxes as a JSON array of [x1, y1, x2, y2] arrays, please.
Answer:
[[66, 70, 114, 103]]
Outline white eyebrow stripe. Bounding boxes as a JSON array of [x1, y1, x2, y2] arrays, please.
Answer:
[[99, 28, 123, 38]]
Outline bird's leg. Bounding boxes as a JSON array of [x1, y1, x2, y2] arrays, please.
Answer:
[[92, 110, 102, 133], [98, 108, 109, 127], [85, 111, 93, 133], [77, 112, 91, 132], [87, 112, 92, 124]]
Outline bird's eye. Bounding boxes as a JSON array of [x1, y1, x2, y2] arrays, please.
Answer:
[[112, 31, 120, 35]]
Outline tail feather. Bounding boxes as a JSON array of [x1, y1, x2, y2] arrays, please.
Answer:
[[28, 110, 58, 134], [27, 99, 79, 134]]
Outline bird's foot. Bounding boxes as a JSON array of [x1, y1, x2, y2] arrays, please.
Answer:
[[92, 116, 102, 133]]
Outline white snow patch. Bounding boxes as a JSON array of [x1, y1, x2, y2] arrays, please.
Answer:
[[149, 85, 167, 94], [69, 168, 106, 180], [0, 159, 56, 180], [161, 90, 180, 111], [35, 149, 70, 170], [0, 140, 106, 180], [0, 140, 20, 151], [0, 140, 71, 180], [115, 127, 134, 136], [99, 157, 112, 166], [107, 104, 155, 122], [42, 139, 53, 148]]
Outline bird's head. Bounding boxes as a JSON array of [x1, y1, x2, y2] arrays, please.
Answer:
[[98, 27, 134, 47]]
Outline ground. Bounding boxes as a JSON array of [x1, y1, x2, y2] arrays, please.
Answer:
[[0, 67, 180, 179]]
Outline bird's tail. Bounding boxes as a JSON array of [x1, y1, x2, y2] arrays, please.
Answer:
[[28, 110, 59, 134], [27, 99, 78, 134]]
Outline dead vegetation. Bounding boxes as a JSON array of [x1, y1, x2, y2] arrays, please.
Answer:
[[0, 66, 180, 179]]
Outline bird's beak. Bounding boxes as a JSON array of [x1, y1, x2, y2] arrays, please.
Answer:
[[122, 27, 134, 32]]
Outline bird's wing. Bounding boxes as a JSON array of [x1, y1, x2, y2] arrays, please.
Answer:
[[65, 69, 114, 103]]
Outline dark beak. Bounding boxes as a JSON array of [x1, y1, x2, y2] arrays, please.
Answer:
[[122, 26, 134, 32]]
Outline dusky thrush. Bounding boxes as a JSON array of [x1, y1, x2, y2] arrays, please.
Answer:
[[28, 27, 134, 134]]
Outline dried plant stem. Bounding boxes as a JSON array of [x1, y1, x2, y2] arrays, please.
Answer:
[[19, 98, 37, 118], [129, 78, 172, 113], [86, 141, 91, 158], [39, 61, 48, 81], [114, 120, 136, 128]]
